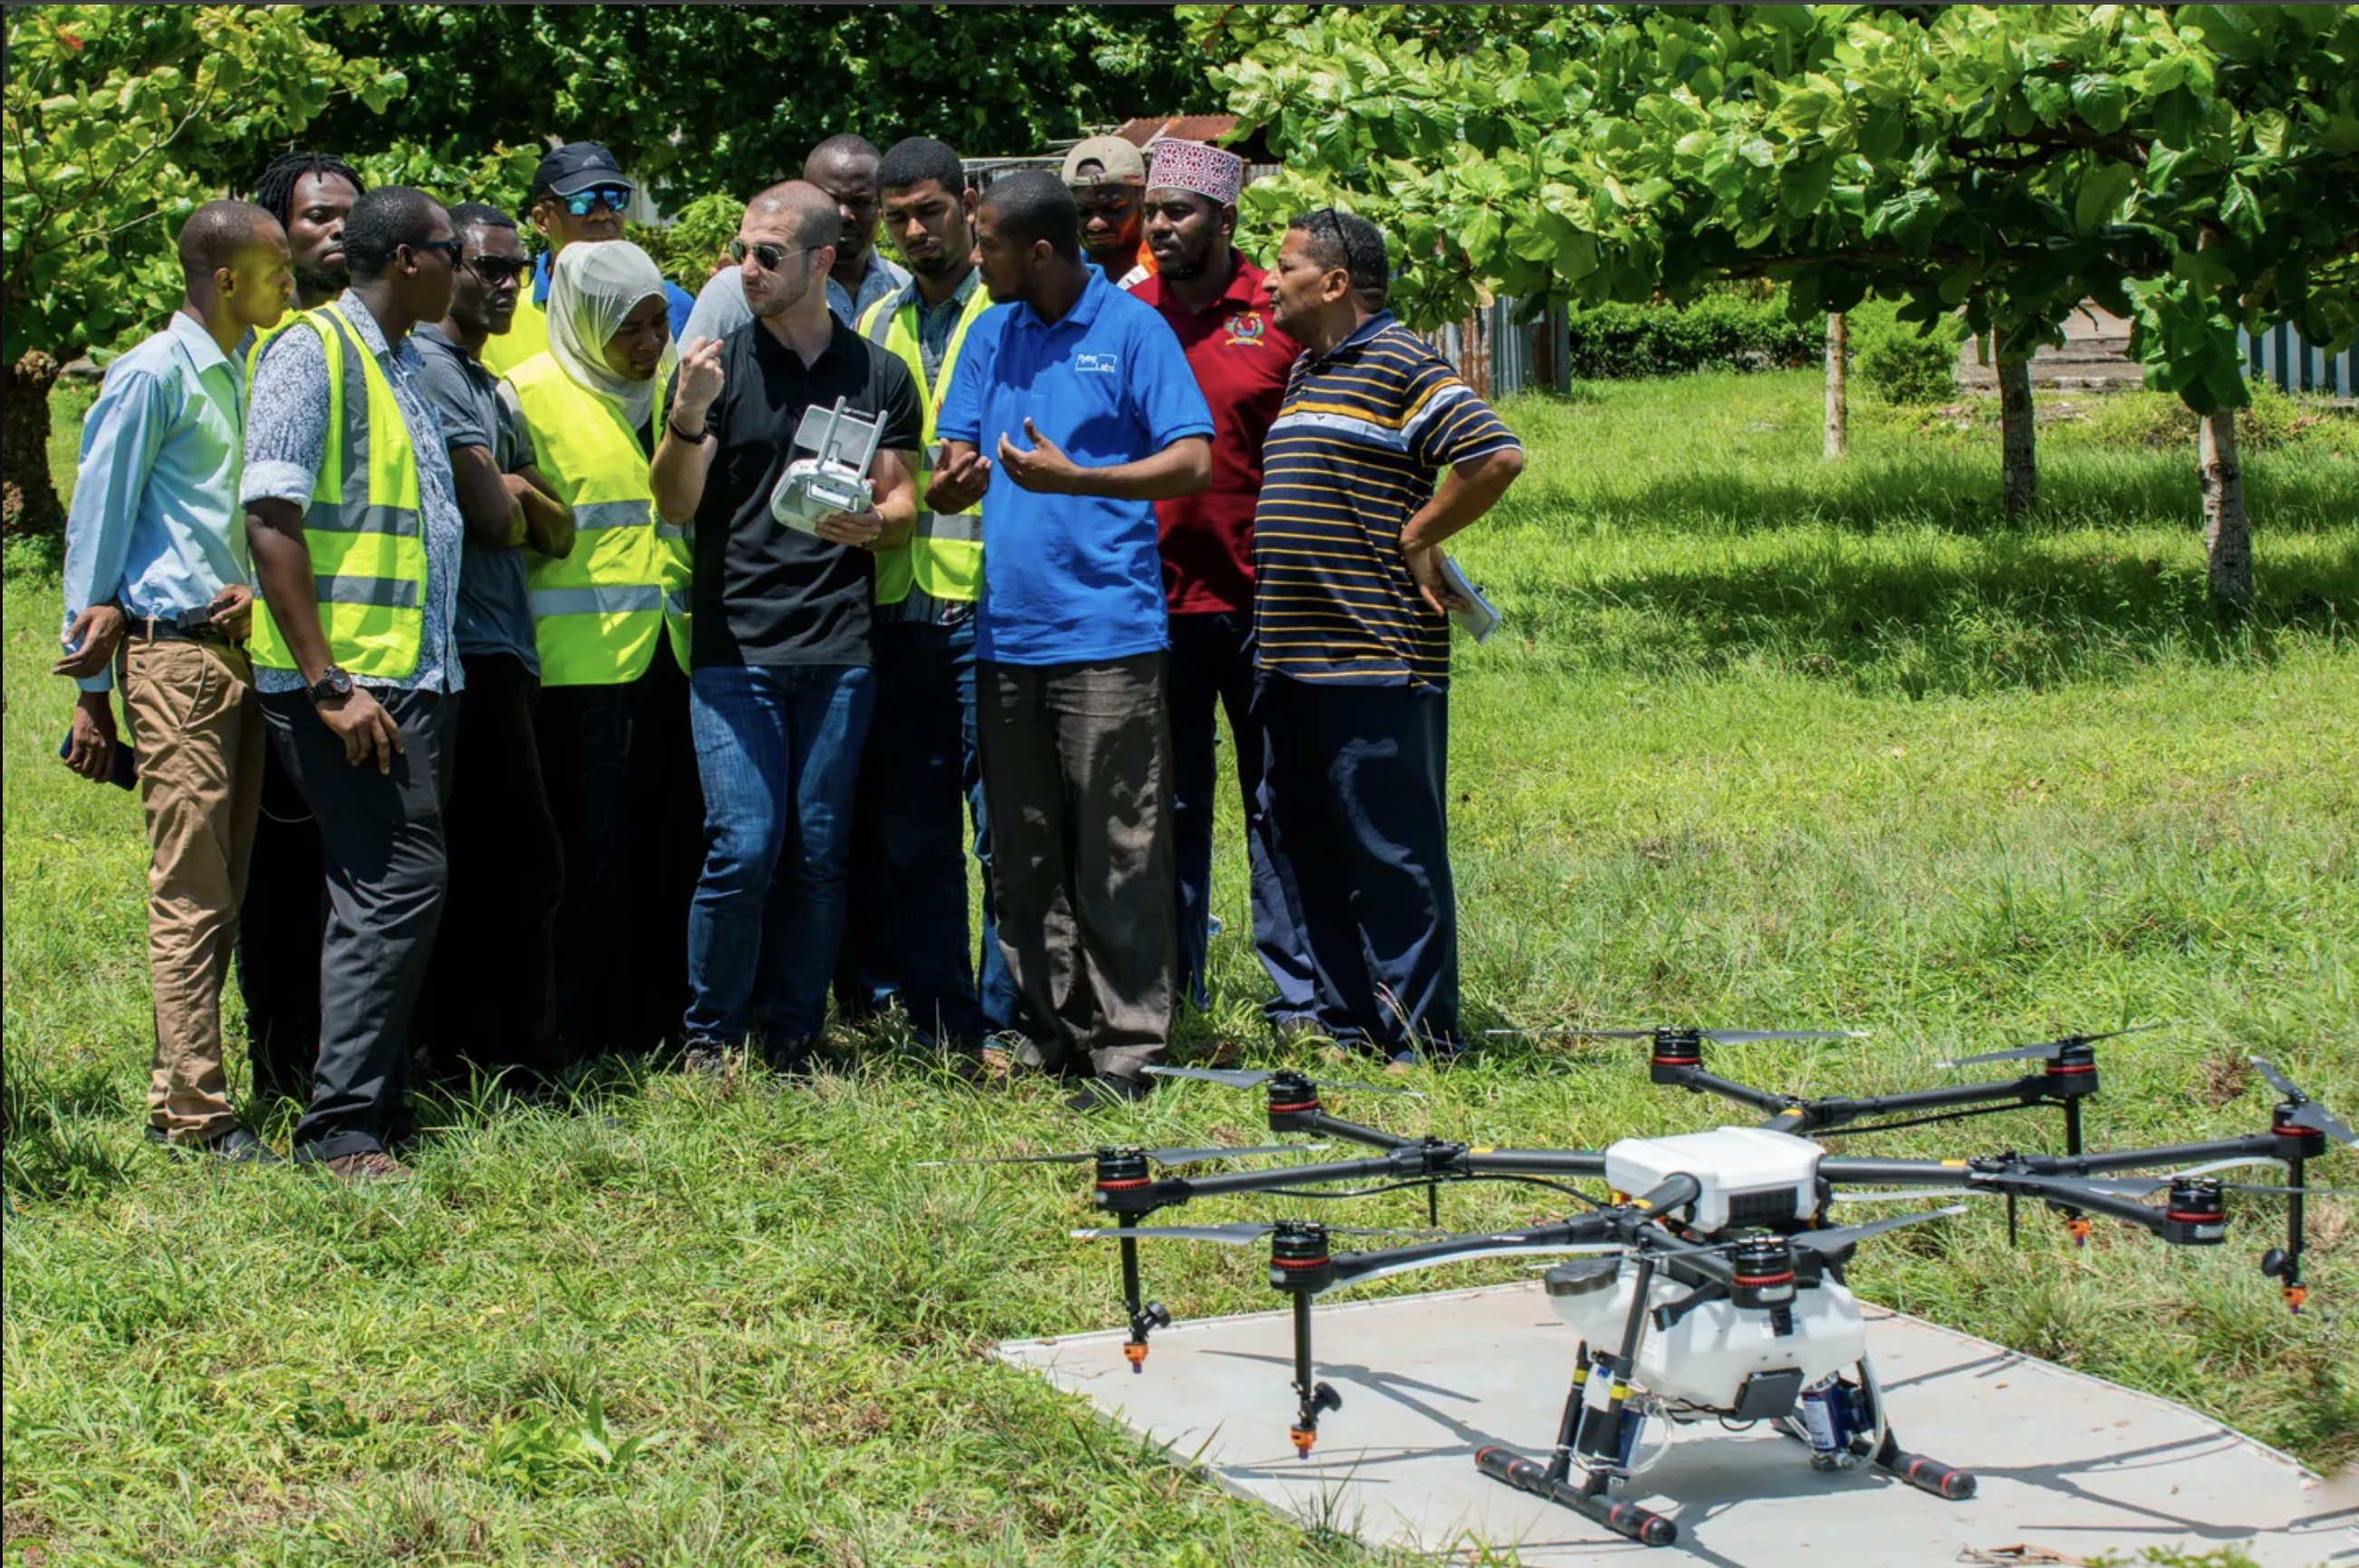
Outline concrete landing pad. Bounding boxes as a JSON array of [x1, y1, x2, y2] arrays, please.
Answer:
[[999, 1284, 2354, 1565]]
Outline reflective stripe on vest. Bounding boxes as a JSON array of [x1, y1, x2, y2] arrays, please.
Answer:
[[248, 303, 429, 679], [857, 284, 992, 604], [505, 352, 684, 687]]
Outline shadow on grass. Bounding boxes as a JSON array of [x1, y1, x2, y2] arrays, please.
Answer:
[[1496, 531, 2355, 697]]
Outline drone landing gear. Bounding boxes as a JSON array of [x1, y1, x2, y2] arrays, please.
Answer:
[[1473, 1271, 1685, 1547]]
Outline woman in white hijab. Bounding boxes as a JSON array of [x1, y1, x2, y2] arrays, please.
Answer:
[[505, 237, 702, 1069], [545, 239, 679, 438]]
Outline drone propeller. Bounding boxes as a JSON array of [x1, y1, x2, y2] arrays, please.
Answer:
[[920, 1141, 1328, 1169], [1070, 1221, 1441, 1246], [1982, 1169, 2354, 1200], [2250, 1056, 2359, 1146], [1788, 1206, 1968, 1255], [1487, 1026, 1870, 1044], [1940, 1022, 2167, 1069], [1142, 1065, 1412, 1096]]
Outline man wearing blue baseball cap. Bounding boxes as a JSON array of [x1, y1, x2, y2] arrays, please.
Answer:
[[483, 140, 695, 377]]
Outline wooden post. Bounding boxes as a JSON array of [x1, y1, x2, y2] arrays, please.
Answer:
[[1823, 313, 1848, 461], [1998, 351, 2036, 517], [1, 350, 65, 540], [2200, 406, 2252, 603]]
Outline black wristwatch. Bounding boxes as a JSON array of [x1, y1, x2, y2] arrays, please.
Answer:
[[307, 664, 355, 704]]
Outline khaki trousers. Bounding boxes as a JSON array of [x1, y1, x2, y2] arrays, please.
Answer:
[[118, 635, 265, 1142]]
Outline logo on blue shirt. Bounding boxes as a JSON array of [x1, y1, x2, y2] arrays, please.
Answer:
[[1074, 352, 1121, 374]]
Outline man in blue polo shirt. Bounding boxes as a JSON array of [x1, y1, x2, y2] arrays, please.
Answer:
[[931, 171, 1212, 1111]]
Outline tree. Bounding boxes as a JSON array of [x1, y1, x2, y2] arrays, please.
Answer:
[[2, 5, 398, 536], [1188, 4, 2359, 601], [292, 5, 1217, 207]]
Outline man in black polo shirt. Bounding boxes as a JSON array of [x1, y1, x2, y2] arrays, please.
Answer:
[[650, 181, 922, 1074]]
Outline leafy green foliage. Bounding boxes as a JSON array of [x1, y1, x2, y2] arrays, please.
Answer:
[[1, 5, 396, 364], [629, 193, 745, 293], [1563, 291, 1825, 380], [294, 5, 1216, 207], [1189, 5, 2359, 415], [1852, 298, 1967, 406]]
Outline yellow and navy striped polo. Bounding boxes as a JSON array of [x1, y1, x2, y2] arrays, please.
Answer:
[[1251, 313, 1521, 689]]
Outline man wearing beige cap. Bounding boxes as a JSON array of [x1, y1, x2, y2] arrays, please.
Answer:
[[1062, 134, 1155, 288]]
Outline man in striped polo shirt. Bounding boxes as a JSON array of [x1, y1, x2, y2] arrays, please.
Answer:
[[1253, 208, 1526, 1063]]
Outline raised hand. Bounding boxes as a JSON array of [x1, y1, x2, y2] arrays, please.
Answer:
[[672, 334, 727, 429], [996, 418, 1083, 495], [927, 439, 993, 513]]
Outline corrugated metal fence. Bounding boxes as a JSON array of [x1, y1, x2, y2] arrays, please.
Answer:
[[2241, 322, 2355, 398]]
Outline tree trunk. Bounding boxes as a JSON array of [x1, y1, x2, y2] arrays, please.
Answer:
[[1823, 313, 1848, 461], [1998, 353, 2036, 517], [2199, 406, 2252, 604], [2, 350, 65, 540]]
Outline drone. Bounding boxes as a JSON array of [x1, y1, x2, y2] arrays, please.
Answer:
[[946, 1032, 2353, 1552]]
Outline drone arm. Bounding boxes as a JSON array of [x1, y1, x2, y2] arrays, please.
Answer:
[[1281, 1110, 1416, 1151], [1661, 1066, 1793, 1118], [1163, 1149, 1446, 1203], [1968, 1174, 2171, 1236], [1462, 1150, 1610, 1179]]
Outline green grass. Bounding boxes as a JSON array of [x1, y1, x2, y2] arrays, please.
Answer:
[[5, 371, 2354, 1565]]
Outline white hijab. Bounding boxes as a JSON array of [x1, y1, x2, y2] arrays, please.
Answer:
[[546, 240, 677, 432]]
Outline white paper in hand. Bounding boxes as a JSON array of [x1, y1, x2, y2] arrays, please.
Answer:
[[1440, 555, 1501, 643]]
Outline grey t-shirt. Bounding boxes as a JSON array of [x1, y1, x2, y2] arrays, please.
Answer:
[[412, 328, 540, 671]]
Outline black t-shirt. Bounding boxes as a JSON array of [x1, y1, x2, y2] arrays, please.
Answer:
[[686, 314, 921, 668]]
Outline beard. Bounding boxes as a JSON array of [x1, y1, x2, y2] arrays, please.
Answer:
[[909, 245, 963, 281], [1156, 245, 1211, 283], [749, 268, 815, 319], [294, 261, 348, 300]]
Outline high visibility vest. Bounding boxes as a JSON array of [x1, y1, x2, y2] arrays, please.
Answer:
[[248, 303, 429, 680], [242, 314, 296, 397], [480, 286, 550, 380], [856, 282, 993, 604], [505, 353, 688, 687]]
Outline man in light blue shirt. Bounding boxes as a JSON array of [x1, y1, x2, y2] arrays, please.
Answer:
[[55, 199, 292, 1159], [681, 134, 910, 341], [931, 171, 1213, 1111]]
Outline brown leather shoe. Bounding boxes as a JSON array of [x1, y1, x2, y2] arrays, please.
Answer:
[[323, 1150, 408, 1184]]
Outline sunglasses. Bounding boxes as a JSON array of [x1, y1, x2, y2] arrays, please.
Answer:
[[463, 253, 532, 286], [560, 184, 633, 216], [405, 238, 465, 265], [729, 238, 814, 272]]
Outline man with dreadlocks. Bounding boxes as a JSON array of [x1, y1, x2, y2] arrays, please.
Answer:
[[232, 149, 368, 1109]]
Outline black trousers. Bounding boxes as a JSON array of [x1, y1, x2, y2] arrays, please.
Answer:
[[235, 742, 323, 1101], [1260, 674, 1459, 1055], [416, 653, 565, 1082], [262, 688, 458, 1163], [535, 641, 701, 1063], [977, 653, 1175, 1081]]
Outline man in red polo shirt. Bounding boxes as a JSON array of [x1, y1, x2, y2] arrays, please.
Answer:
[[1130, 139, 1314, 1031]]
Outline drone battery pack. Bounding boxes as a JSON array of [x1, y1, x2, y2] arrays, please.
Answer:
[[1603, 1126, 1822, 1232]]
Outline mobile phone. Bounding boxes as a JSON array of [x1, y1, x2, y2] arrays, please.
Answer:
[[58, 727, 139, 790]]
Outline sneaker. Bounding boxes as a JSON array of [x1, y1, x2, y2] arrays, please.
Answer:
[[1270, 1015, 1327, 1045], [322, 1150, 408, 1184], [679, 1038, 732, 1076], [761, 1041, 814, 1079], [1065, 1073, 1154, 1114], [198, 1126, 279, 1164]]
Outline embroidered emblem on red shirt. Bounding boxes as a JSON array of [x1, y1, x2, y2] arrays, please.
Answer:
[[1223, 312, 1267, 349]]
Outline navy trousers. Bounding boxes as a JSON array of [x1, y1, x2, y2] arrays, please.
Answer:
[[1166, 611, 1314, 1020], [1260, 673, 1459, 1055], [837, 608, 1016, 1046]]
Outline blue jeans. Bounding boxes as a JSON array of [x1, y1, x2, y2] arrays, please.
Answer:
[[1168, 611, 1315, 1019], [837, 607, 1017, 1044], [684, 662, 875, 1045]]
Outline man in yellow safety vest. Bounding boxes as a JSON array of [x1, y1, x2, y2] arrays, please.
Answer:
[[241, 186, 467, 1183], [835, 137, 1013, 1053]]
